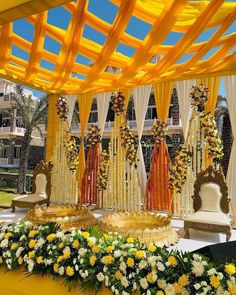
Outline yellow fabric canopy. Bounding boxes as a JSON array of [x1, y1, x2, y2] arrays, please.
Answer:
[[0, 0, 235, 95]]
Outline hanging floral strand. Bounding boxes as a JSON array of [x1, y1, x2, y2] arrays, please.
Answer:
[[55, 96, 69, 121], [64, 131, 79, 172], [86, 124, 101, 146], [97, 150, 109, 191], [111, 91, 125, 115], [151, 119, 168, 144], [120, 122, 138, 166], [189, 83, 209, 112]]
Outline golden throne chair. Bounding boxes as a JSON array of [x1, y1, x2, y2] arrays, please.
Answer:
[[184, 166, 232, 241], [11, 161, 52, 212]]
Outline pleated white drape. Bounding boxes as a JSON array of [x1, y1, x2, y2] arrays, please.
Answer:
[[65, 94, 77, 127], [96, 92, 111, 137], [132, 84, 152, 195], [224, 76, 236, 212], [175, 80, 195, 139]]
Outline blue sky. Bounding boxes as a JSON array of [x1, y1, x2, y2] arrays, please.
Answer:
[[12, 0, 236, 97]]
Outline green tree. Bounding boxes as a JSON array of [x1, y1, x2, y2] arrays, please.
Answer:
[[13, 85, 48, 193]]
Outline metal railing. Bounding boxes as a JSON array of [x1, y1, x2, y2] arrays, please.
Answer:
[[0, 126, 25, 134]]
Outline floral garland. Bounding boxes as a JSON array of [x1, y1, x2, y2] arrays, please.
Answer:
[[190, 84, 209, 112], [201, 112, 224, 162], [0, 221, 236, 295], [111, 91, 125, 115], [97, 150, 109, 191], [120, 122, 138, 166], [169, 146, 192, 193], [86, 124, 101, 146], [152, 119, 168, 144], [56, 96, 69, 121], [64, 131, 79, 172]]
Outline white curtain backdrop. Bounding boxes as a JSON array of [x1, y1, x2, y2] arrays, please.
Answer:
[[175, 80, 195, 140], [65, 94, 77, 127], [96, 92, 111, 137], [224, 76, 236, 212], [132, 84, 152, 195]]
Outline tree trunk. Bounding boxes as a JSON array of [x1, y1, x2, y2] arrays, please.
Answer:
[[17, 129, 32, 194]]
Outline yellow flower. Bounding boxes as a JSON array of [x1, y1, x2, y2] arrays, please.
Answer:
[[103, 233, 109, 240], [28, 251, 35, 259], [127, 257, 134, 268], [87, 239, 94, 247], [57, 255, 64, 263], [90, 255, 96, 266], [115, 270, 122, 280], [11, 243, 18, 250], [92, 245, 100, 254], [210, 275, 220, 289], [156, 292, 164, 295], [53, 264, 59, 273], [147, 244, 157, 252], [18, 257, 23, 265], [37, 256, 44, 264], [106, 245, 115, 253], [135, 250, 145, 259], [63, 248, 71, 259], [229, 283, 236, 294], [225, 264, 236, 276], [66, 266, 74, 277], [173, 282, 182, 293], [58, 242, 64, 249], [147, 272, 156, 284], [0, 257, 3, 264], [168, 256, 177, 266], [178, 274, 189, 287], [47, 234, 56, 242], [101, 255, 114, 265], [127, 237, 134, 243], [28, 239, 36, 249], [82, 232, 90, 239], [28, 230, 37, 238], [4, 232, 12, 239], [72, 240, 79, 249]]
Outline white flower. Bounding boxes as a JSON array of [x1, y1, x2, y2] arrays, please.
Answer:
[[0, 233, 4, 240], [111, 286, 115, 292], [140, 278, 148, 290], [114, 250, 122, 258], [120, 261, 127, 272], [157, 279, 167, 289], [59, 266, 64, 276], [78, 247, 87, 256], [112, 240, 119, 246], [193, 254, 202, 261], [87, 237, 97, 245], [19, 235, 26, 241], [122, 291, 130, 295], [146, 291, 151, 295], [164, 284, 176, 295], [157, 261, 165, 271], [0, 239, 8, 248], [16, 247, 24, 258], [192, 260, 205, 277], [139, 259, 147, 269], [28, 260, 34, 273], [115, 290, 119, 295], [133, 282, 137, 290], [194, 283, 201, 290], [36, 238, 45, 249], [207, 268, 217, 276], [121, 276, 129, 288], [56, 231, 64, 239], [148, 256, 157, 267], [97, 272, 105, 282]]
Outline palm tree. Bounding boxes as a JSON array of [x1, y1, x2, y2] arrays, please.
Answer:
[[13, 85, 48, 193]]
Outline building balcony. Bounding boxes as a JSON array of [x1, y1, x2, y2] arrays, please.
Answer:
[[0, 126, 26, 138], [0, 94, 16, 109]]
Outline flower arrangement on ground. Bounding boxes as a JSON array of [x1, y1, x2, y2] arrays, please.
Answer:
[[0, 221, 236, 295], [55, 96, 69, 121], [97, 150, 109, 191], [120, 122, 138, 166], [64, 131, 79, 172], [152, 119, 168, 144]]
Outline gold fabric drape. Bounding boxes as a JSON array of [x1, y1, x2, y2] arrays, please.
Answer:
[[77, 92, 93, 189], [197, 76, 220, 114], [45, 94, 60, 161]]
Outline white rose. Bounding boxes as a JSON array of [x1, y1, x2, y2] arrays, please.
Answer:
[[121, 276, 129, 288], [0, 239, 8, 248], [194, 283, 201, 290], [164, 284, 176, 295], [122, 291, 130, 295], [97, 272, 105, 282], [78, 248, 87, 256], [157, 261, 165, 271], [114, 250, 122, 258], [16, 247, 24, 258], [139, 259, 147, 269], [133, 282, 137, 290], [59, 266, 64, 276], [140, 278, 148, 290], [120, 261, 127, 272], [207, 268, 217, 276], [28, 261, 34, 273]]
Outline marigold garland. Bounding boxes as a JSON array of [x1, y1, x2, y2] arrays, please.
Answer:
[[55, 96, 69, 121], [189, 84, 209, 112], [111, 91, 125, 115], [64, 131, 79, 172], [0, 221, 236, 295], [169, 147, 192, 193], [86, 124, 101, 146], [151, 119, 168, 144], [97, 150, 109, 191], [120, 122, 138, 166]]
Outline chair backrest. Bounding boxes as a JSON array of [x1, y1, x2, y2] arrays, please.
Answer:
[[32, 161, 52, 201], [192, 166, 230, 214]]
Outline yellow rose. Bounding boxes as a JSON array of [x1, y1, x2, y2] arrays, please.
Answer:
[[28, 251, 35, 259], [53, 264, 59, 273], [92, 245, 100, 254], [72, 240, 79, 249], [225, 264, 236, 276], [106, 245, 114, 253], [47, 234, 56, 242], [57, 255, 64, 263], [90, 255, 96, 266], [135, 250, 145, 259], [66, 266, 74, 277], [87, 240, 94, 247], [115, 270, 122, 280], [4, 232, 12, 239], [0, 257, 3, 264], [11, 243, 18, 251], [63, 248, 71, 259], [28, 230, 37, 238], [37, 256, 44, 264], [173, 282, 182, 293], [18, 257, 23, 265], [127, 237, 134, 243], [82, 232, 90, 239], [147, 272, 156, 284], [127, 257, 134, 268], [101, 255, 114, 265], [168, 256, 177, 266], [229, 283, 236, 294], [178, 274, 189, 287], [28, 239, 36, 249], [210, 275, 220, 289], [147, 244, 157, 252], [156, 291, 164, 295]]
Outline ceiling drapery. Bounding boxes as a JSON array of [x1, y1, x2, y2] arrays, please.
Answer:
[[0, 0, 235, 95]]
